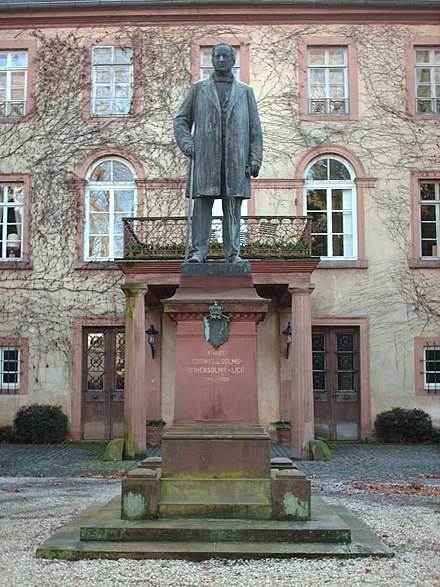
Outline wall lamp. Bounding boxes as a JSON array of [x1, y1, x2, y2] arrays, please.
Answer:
[[282, 322, 292, 359], [146, 324, 159, 359]]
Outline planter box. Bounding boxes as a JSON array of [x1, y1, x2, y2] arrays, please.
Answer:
[[276, 428, 291, 445], [146, 426, 165, 446]]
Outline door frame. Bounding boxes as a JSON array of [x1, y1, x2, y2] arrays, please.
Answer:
[[81, 325, 125, 440], [312, 317, 371, 441], [71, 317, 125, 441]]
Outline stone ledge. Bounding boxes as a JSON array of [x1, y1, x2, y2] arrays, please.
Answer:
[[36, 497, 394, 561]]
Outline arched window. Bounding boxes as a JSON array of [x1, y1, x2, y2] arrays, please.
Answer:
[[304, 156, 357, 259], [85, 157, 137, 260]]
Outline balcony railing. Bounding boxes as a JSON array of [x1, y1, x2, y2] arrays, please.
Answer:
[[123, 216, 313, 260]]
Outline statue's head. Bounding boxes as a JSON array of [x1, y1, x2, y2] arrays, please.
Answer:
[[211, 43, 236, 74]]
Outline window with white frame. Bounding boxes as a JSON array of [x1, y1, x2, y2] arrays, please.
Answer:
[[91, 46, 133, 116], [0, 183, 24, 259], [305, 157, 357, 258], [0, 346, 20, 393], [85, 158, 136, 260], [199, 46, 240, 80], [419, 181, 440, 257], [415, 47, 440, 115], [307, 47, 348, 116], [423, 342, 440, 392], [0, 51, 28, 117]]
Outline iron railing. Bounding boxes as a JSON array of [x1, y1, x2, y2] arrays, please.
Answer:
[[123, 216, 313, 260]]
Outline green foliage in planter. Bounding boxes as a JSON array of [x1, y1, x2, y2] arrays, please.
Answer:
[[125, 244, 186, 259], [374, 407, 433, 443], [13, 404, 68, 444], [125, 239, 311, 260], [0, 426, 16, 443], [270, 420, 292, 429], [145, 419, 166, 427]]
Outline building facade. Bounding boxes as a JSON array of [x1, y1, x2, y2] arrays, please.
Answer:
[[0, 0, 439, 453]]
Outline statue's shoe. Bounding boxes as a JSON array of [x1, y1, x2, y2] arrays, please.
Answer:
[[187, 254, 205, 263], [228, 256, 243, 264]]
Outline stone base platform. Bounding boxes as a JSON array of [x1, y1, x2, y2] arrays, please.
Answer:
[[36, 497, 393, 561]]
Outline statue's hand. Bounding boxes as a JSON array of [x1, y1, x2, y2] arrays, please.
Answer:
[[250, 161, 260, 178], [184, 145, 195, 158]]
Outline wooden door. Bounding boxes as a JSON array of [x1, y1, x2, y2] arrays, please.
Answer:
[[82, 327, 125, 440], [312, 327, 360, 440]]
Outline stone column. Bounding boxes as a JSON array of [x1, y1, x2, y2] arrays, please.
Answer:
[[279, 307, 292, 421], [289, 285, 315, 459], [122, 284, 147, 458]]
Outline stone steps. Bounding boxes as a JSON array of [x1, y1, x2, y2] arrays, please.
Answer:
[[81, 498, 350, 543], [158, 502, 273, 519], [36, 497, 394, 561]]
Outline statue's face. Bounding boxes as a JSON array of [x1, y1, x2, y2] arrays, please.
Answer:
[[212, 44, 235, 75]]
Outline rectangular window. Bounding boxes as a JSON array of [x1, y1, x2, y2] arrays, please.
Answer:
[[307, 47, 348, 116], [419, 181, 439, 257], [0, 346, 20, 393], [415, 337, 440, 396], [307, 188, 354, 258], [91, 46, 133, 116], [423, 343, 440, 392], [0, 183, 24, 259], [0, 51, 28, 118], [199, 47, 241, 80], [415, 48, 440, 115]]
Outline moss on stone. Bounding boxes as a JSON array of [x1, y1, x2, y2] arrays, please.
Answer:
[[306, 438, 333, 461], [102, 438, 124, 461]]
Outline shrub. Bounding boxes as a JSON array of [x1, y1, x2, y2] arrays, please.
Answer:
[[269, 420, 292, 429], [145, 419, 166, 427], [0, 426, 16, 443], [13, 404, 68, 444], [374, 407, 433, 443], [430, 427, 440, 444]]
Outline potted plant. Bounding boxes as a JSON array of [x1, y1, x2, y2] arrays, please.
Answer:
[[145, 419, 166, 446], [270, 420, 292, 445]]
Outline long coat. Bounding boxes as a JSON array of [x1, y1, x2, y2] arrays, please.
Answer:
[[173, 75, 263, 199]]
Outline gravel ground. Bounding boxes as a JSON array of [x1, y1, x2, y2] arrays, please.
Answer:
[[0, 474, 439, 587]]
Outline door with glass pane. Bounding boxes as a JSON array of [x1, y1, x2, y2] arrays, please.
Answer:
[[82, 327, 125, 440], [312, 327, 360, 440]]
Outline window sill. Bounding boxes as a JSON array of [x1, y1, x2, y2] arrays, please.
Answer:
[[300, 114, 358, 122], [74, 260, 120, 270], [87, 114, 137, 122], [316, 259, 368, 269], [409, 259, 440, 268], [410, 113, 439, 120], [0, 260, 32, 270], [0, 116, 27, 124], [416, 389, 440, 397]]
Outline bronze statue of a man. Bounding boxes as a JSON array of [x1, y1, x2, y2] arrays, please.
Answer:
[[174, 42, 263, 263]]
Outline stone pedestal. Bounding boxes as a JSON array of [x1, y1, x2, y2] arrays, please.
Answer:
[[159, 264, 275, 519], [121, 264, 311, 522], [39, 265, 393, 561]]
